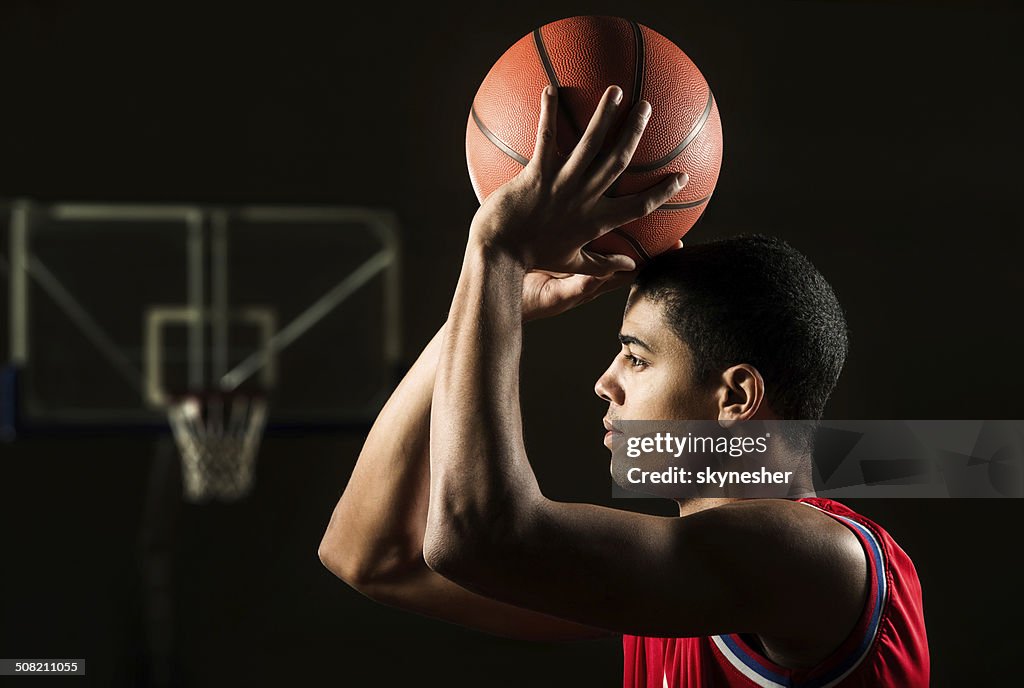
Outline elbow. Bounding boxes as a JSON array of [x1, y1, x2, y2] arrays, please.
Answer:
[[422, 504, 522, 583], [318, 528, 416, 593], [421, 530, 465, 580], [422, 483, 543, 581], [318, 534, 371, 589]]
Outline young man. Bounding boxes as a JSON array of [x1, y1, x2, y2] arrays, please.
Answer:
[[319, 85, 929, 686]]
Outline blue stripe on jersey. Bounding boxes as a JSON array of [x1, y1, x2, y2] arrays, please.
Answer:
[[801, 514, 887, 688], [714, 509, 888, 688]]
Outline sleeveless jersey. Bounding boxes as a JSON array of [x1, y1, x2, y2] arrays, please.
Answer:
[[623, 498, 929, 687]]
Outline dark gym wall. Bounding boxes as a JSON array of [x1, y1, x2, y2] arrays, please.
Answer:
[[0, 1, 1021, 686]]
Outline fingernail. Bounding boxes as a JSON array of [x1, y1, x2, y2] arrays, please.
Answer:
[[544, 85, 554, 97], [611, 86, 623, 104], [639, 100, 652, 120], [675, 173, 689, 190]]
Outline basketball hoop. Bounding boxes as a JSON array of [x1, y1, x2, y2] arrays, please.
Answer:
[[167, 392, 268, 503]]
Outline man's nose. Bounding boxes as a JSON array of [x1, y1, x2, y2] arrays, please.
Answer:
[[594, 362, 623, 404]]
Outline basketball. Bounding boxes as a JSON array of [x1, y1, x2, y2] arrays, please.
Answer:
[[467, 16, 723, 263]]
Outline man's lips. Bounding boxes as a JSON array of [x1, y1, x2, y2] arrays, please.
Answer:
[[603, 419, 622, 449], [603, 418, 622, 434]]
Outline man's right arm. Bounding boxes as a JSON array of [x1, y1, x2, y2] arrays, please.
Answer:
[[317, 321, 613, 641]]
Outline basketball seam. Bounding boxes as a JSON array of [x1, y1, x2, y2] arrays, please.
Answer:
[[612, 228, 652, 263], [629, 89, 715, 173], [471, 106, 530, 166], [533, 26, 583, 142], [630, 20, 645, 107], [532, 27, 562, 90], [661, 193, 712, 210], [603, 191, 712, 210]]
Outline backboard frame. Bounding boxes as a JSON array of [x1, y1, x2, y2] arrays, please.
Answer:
[[1, 199, 402, 438]]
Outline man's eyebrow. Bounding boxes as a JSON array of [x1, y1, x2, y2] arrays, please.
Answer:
[[618, 333, 654, 353]]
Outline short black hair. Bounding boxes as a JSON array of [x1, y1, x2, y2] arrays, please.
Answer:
[[632, 234, 848, 424]]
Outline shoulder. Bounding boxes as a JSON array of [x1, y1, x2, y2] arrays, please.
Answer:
[[684, 499, 869, 638]]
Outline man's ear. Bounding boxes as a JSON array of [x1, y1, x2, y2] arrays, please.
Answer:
[[714, 364, 766, 421]]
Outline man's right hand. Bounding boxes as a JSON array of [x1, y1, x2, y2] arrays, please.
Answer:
[[521, 239, 682, 322]]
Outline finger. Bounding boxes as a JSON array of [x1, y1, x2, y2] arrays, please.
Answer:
[[601, 172, 688, 230], [531, 269, 574, 279], [551, 273, 607, 300], [587, 99, 653, 195], [565, 250, 637, 277], [543, 270, 634, 310], [560, 85, 624, 181], [582, 268, 638, 302], [529, 86, 559, 174]]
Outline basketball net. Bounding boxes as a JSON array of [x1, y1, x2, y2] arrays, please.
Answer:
[[167, 393, 268, 503]]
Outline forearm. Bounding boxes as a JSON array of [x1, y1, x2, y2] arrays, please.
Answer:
[[426, 243, 541, 558], [320, 324, 444, 584]]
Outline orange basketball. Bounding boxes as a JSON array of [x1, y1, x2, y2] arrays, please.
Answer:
[[467, 16, 723, 263]]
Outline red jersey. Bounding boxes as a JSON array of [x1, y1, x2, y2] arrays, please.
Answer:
[[623, 498, 929, 687]]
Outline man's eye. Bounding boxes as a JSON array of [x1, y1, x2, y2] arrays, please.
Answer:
[[622, 353, 648, 369]]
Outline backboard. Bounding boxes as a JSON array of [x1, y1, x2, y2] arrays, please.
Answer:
[[0, 200, 401, 438]]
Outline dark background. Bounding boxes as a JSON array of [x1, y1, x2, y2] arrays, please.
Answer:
[[1, 0, 1022, 686]]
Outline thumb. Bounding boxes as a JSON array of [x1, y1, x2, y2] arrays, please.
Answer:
[[568, 250, 637, 277]]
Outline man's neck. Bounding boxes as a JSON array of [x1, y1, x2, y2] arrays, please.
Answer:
[[674, 487, 818, 518]]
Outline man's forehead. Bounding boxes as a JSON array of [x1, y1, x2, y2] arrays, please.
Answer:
[[621, 293, 669, 343], [624, 289, 661, 320], [620, 291, 694, 364]]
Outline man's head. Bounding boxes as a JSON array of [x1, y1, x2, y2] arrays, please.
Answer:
[[595, 235, 848, 450]]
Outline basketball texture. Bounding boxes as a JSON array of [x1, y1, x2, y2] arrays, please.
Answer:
[[467, 16, 723, 263]]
